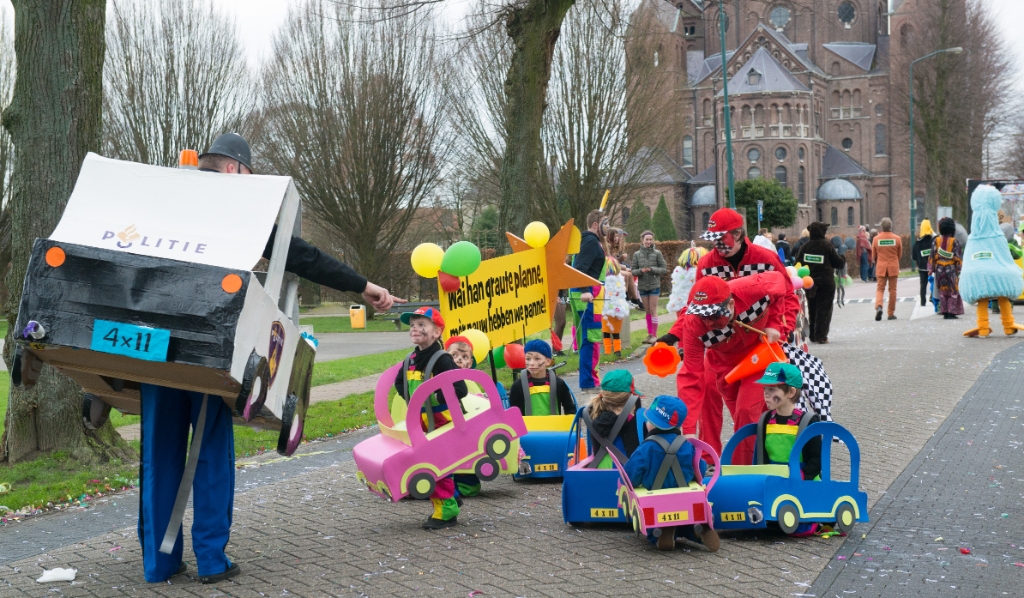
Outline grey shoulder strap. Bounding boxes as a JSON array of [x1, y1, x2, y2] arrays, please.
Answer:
[[401, 354, 414, 404], [754, 410, 773, 465], [548, 369, 558, 415], [797, 410, 814, 436], [649, 434, 687, 491], [518, 370, 532, 415], [581, 394, 638, 468]]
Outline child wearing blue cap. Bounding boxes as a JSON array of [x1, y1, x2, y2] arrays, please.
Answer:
[[755, 362, 822, 536], [624, 395, 719, 552], [507, 339, 576, 416]]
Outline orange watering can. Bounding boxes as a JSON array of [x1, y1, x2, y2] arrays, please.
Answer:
[[724, 338, 786, 384], [644, 342, 681, 377]]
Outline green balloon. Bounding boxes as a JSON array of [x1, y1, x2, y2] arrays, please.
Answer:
[[797, 266, 810, 277], [441, 241, 482, 277], [491, 345, 506, 369]]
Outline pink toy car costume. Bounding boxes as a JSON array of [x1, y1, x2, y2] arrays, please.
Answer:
[[353, 363, 527, 503]]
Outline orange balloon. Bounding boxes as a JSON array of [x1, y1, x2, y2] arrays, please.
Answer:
[[802, 276, 814, 289]]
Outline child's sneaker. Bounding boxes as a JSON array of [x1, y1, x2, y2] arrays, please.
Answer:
[[423, 516, 457, 530], [656, 526, 676, 551], [696, 524, 720, 552]]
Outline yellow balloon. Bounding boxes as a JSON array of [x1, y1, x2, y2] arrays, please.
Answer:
[[411, 243, 444, 278], [567, 226, 582, 254], [524, 221, 551, 248], [461, 329, 491, 363]]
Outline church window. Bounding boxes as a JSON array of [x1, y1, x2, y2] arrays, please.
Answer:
[[847, 206, 855, 226], [831, 206, 839, 226], [798, 147, 805, 160], [798, 166, 806, 203], [747, 147, 761, 162], [748, 167, 762, 180], [838, 2, 856, 26], [748, 69, 762, 86], [842, 137, 853, 151], [770, 6, 791, 29], [775, 166, 788, 188], [875, 124, 886, 155], [875, 103, 884, 117], [775, 147, 787, 161], [683, 136, 694, 166], [702, 211, 711, 230]]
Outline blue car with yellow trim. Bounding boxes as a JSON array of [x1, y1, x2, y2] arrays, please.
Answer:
[[708, 421, 868, 534]]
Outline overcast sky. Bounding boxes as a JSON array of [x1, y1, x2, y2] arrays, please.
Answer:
[[2, 0, 1023, 86]]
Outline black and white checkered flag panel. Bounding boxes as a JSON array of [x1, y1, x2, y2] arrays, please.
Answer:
[[781, 343, 834, 422]]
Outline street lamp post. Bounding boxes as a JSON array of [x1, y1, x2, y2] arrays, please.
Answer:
[[718, 0, 736, 208], [909, 47, 962, 243]]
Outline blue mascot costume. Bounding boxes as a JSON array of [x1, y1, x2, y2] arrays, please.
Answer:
[[959, 184, 1024, 337]]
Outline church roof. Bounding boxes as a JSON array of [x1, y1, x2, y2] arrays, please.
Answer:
[[820, 145, 870, 179], [816, 179, 862, 201], [695, 51, 735, 83], [692, 185, 717, 206], [753, 24, 825, 76], [717, 47, 810, 96], [824, 43, 876, 71], [627, 148, 691, 186], [687, 51, 707, 86], [689, 164, 716, 184], [642, 0, 704, 32]]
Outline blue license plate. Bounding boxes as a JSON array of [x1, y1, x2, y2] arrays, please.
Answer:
[[90, 320, 171, 362]]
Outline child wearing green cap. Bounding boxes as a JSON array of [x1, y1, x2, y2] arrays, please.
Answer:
[[585, 370, 644, 468], [755, 362, 822, 536]]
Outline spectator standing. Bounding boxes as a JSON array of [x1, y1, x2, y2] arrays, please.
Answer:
[[776, 233, 791, 265], [791, 228, 810, 258], [872, 218, 902, 321], [631, 231, 668, 343], [856, 226, 871, 282]]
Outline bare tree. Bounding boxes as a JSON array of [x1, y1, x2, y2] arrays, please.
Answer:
[[891, 0, 1014, 220], [534, 0, 674, 228], [103, 0, 254, 166], [260, 0, 449, 302]]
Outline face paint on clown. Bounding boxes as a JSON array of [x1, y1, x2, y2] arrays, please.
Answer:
[[715, 228, 746, 258], [700, 298, 736, 327]]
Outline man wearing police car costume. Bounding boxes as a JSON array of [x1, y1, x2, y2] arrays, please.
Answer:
[[138, 133, 400, 584]]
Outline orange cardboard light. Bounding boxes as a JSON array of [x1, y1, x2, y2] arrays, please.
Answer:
[[45, 246, 66, 268], [221, 273, 243, 294], [179, 149, 199, 168]]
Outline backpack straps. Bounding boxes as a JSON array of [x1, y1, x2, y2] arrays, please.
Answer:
[[413, 347, 447, 432], [548, 369, 558, 415], [518, 370, 532, 416], [518, 369, 560, 416], [796, 409, 814, 437], [648, 434, 687, 491], [401, 354, 415, 403], [753, 410, 773, 465], [581, 394, 638, 468]]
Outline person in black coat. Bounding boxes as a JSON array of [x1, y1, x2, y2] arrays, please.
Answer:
[[911, 219, 935, 307], [795, 222, 846, 343]]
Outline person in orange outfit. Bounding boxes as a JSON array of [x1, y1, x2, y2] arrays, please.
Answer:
[[655, 272, 798, 465], [871, 217, 903, 321]]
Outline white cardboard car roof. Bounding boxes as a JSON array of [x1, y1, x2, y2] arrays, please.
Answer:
[[50, 153, 294, 271]]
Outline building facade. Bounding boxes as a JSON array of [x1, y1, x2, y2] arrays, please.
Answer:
[[631, 0, 923, 240]]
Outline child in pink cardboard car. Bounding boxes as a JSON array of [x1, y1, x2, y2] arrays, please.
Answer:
[[614, 395, 721, 551]]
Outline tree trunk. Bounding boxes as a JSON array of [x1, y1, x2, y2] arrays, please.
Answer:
[[498, 0, 575, 253], [1, 0, 132, 464]]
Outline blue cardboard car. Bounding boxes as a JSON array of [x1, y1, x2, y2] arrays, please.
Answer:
[[708, 421, 868, 534]]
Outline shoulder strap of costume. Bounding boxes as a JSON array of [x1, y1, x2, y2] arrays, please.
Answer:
[[649, 434, 687, 491], [548, 369, 558, 415], [582, 394, 637, 468], [797, 410, 814, 436], [423, 348, 444, 380], [518, 370, 532, 416], [402, 354, 414, 404], [754, 410, 773, 465]]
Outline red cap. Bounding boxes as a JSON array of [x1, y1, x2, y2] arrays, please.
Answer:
[[686, 276, 732, 316], [700, 208, 744, 241], [400, 306, 445, 330], [444, 335, 472, 350]]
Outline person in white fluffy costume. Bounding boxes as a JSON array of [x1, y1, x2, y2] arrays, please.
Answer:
[[667, 243, 707, 317], [959, 184, 1024, 337], [602, 262, 631, 357]]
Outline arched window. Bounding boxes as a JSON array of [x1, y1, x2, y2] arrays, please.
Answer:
[[702, 211, 711, 230], [775, 165, 788, 188], [748, 167, 762, 179], [900, 24, 913, 50], [847, 206, 855, 226], [798, 166, 806, 203], [831, 207, 839, 226], [875, 124, 886, 155], [817, 207, 823, 222], [683, 136, 693, 166]]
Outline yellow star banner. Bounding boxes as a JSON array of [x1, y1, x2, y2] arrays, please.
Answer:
[[440, 221, 599, 348]]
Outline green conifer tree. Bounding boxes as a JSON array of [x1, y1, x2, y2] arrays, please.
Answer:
[[651, 195, 676, 241], [624, 198, 651, 242]]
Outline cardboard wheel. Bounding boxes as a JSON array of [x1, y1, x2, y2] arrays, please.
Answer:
[[10, 345, 22, 387], [835, 503, 856, 533], [408, 473, 435, 499], [474, 457, 500, 481], [81, 394, 111, 430], [235, 352, 269, 421], [777, 503, 801, 535], [276, 393, 306, 456], [485, 433, 512, 460]]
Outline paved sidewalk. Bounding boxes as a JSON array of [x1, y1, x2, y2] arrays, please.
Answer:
[[811, 341, 1024, 597], [2, 301, 1021, 597]]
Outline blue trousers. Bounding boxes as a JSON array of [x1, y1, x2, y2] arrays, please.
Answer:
[[138, 385, 235, 582], [577, 303, 600, 389], [859, 253, 870, 282]]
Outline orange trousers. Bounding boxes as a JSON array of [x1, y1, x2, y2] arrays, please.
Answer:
[[875, 274, 898, 316]]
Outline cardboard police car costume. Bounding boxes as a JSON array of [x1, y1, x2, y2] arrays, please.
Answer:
[[13, 153, 315, 456]]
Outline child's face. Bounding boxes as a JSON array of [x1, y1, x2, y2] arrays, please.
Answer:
[[763, 384, 796, 411], [447, 343, 473, 369], [525, 351, 551, 374], [408, 316, 441, 347]]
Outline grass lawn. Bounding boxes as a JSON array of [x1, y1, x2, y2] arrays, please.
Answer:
[[299, 316, 402, 334]]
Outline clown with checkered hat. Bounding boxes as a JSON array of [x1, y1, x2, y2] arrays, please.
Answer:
[[695, 208, 790, 287], [655, 270, 802, 466]]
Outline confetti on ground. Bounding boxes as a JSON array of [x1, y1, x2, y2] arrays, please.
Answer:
[[960, 548, 971, 555]]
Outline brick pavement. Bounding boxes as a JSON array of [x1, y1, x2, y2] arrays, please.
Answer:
[[811, 340, 1024, 597], [1, 300, 1022, 597]]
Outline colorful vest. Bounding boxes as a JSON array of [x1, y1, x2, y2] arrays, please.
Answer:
[[518, 369, 560, 416], [570, 258, 609, 342], [755, 409, 817, 479]]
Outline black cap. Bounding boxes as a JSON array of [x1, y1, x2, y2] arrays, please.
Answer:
[[200, 133, 253, 172]]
